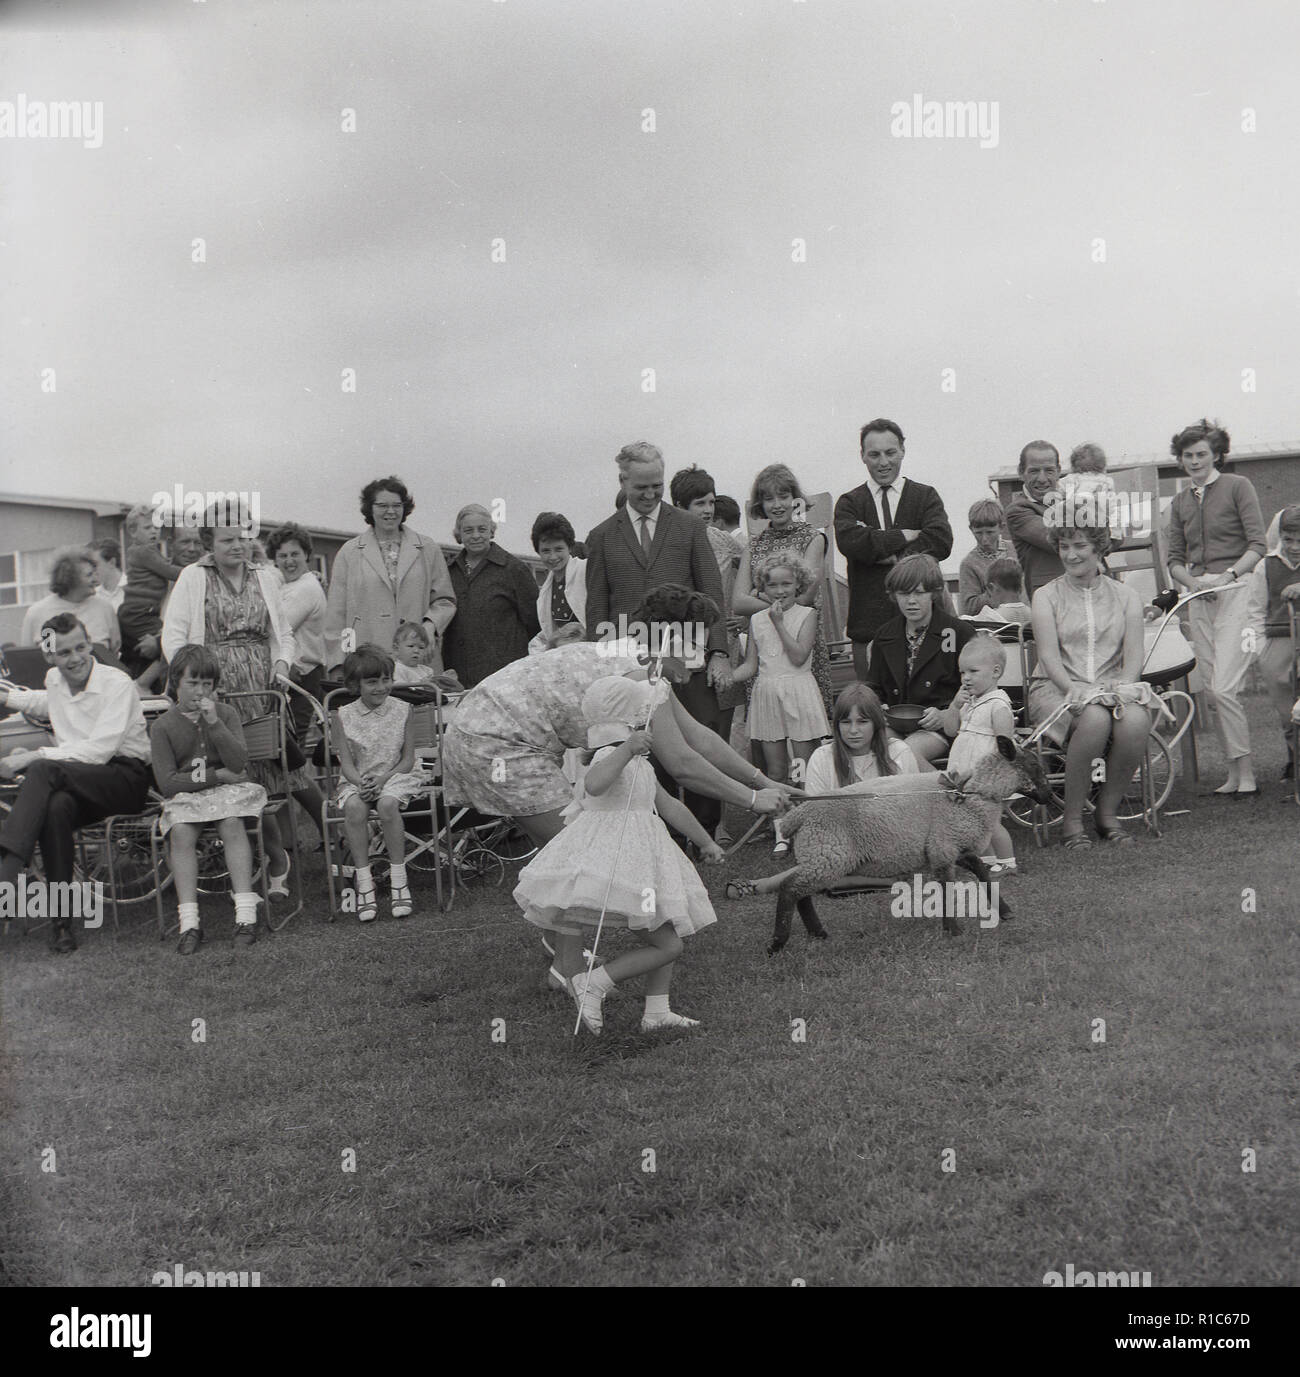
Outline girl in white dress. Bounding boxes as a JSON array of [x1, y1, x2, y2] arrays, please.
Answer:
[[333, 645, 428, 921], [513, 676, 724, 1036], [726, 552, 829, 853], [940, 635, 1018, 874]]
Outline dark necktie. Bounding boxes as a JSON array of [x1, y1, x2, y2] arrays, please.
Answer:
[[879, 485, 893, 529], [639, 515, 653, 557]]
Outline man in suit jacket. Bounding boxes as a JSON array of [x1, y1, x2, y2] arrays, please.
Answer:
[[833, 419, 954, 678], [585, 442, 730, 835], [1004, 440, 1067, 600]]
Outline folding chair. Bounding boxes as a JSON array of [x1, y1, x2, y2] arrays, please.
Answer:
[[1013, 621, 1166, 845]]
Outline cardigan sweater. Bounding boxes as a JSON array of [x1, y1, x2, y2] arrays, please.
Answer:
[[161, 559, 295, 667], [1166, 472, 1266, 575], [150, 701, 250, 797]]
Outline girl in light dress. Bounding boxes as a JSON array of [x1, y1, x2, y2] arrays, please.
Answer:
[[332, 645, 427, 922], [939, 635, 1018, 874], [724, 551, 829, 854], [150, 645, 267, 953], [513, 675, 724, 1037]]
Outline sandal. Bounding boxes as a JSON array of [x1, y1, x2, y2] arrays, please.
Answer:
[[725, 877, 759, 900], [1095, 822, 1135, 846], [390, 884, 413, 918], [356, 886, 378, 922], [1061, 832, 1093, 852], [265, 854, 292, 898]]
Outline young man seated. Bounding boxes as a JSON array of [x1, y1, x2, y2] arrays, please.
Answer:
[[0, 614, 152, 953]]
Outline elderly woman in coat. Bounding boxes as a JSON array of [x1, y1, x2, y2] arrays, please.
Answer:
[[324, 476, 456, 674]]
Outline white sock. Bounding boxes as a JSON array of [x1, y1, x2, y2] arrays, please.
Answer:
[[233, 892, 259, 925], [584, 966, 616, 996], [389, 862, 408, 889], [178, 902, 200, 933], [355, 864, 374, 891], [644, 993, 671, 1017]]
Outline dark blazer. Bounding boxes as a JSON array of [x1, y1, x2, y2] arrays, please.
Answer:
[[864, 605, 974, 711], [584, 505, 727, 655], [1004, 492, 1065, 600], [834, 478, 953, 643]]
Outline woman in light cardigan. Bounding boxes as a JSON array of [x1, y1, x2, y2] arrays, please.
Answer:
[[527, 511, 588, 655], [324, 475, 456, 674], [1165, 418, 1266, 796], [162, 522, 308, 890]]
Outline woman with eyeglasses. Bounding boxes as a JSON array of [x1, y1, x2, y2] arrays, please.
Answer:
[[324, 476, 457, 676]]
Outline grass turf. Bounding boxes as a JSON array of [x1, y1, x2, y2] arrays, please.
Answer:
[[1, 699, 1296, 1287]]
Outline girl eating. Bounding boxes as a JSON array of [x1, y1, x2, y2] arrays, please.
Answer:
[[725, 551, 829, 852], [150, 644, 267, 952]]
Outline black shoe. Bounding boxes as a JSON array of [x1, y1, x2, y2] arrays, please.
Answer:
[[177, 928, 203, 955], [49, 924, 77, 955], [233, 922, 259, 947]]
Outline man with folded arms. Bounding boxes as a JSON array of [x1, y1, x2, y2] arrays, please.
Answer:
[[0, 614, 152, 953]]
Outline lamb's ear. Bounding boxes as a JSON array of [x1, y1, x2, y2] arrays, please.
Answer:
[[995, 734, 1017, 761]]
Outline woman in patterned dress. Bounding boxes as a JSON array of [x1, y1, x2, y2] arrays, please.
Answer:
[[733, 463, 834, 718], [162, 520, 315, 892]]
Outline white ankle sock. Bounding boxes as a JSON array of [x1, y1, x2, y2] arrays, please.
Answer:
[[178, 902, 200, 933], [644, 993, 671, 1017], [389, 862, 408, 888], [233, 892, 259, 925], [355, 865, 374, 891]]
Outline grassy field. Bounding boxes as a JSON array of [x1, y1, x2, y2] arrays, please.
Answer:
[[2, 698, 1297, 1288]]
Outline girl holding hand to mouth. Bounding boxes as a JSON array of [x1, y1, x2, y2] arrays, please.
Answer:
[[734, 463, 833, 717]]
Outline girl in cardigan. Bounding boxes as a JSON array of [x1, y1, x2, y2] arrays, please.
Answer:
[[150, 645, 267, 953]]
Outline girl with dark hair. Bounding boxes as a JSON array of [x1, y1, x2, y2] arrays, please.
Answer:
[[803, 682, 917, 794], [332, 644, 426, 922], [528, 511, 588, 653], [150, 643, 266, 953]]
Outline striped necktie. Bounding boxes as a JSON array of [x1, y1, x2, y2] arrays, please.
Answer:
[[639, 515, 653, 556]]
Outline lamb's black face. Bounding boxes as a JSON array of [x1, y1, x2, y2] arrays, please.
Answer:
[[1016, 751, 1054, 804]]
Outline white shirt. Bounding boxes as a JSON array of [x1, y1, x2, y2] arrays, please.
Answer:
[[804, 737, 918, 794], [277, 570, 327, 671], [21, 593, 121, 651], [98, 581, 126, 612], [5, 661, 151, 765], [630, 503, 661, 543], [867, 476, 907, 527], [1190, 469, 1220, 501]]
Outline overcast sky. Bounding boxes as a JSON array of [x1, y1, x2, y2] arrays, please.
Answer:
[[4, 0, 1299, 567]]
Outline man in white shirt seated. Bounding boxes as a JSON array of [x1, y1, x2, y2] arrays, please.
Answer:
[[0, 614, 152, 953]]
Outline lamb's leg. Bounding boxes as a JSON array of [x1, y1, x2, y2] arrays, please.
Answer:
[[934, 862, 963, 936], [769, 872, 832, 957], [956, 852, 1013, 924]]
